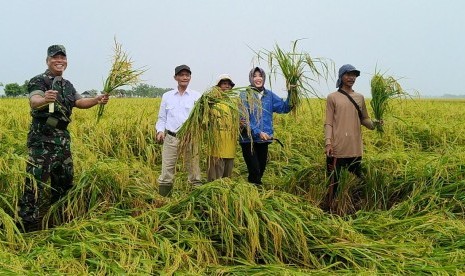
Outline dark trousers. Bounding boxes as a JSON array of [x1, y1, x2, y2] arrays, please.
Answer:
[[240, 142, 270, 185], [19, 143, 74, 231], [326, 156, 362, 201]]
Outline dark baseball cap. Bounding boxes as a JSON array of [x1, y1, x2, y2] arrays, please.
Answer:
[[175, 64, 191, 75], [47, 45, 66, 57], [339, 64, 360, 77], [336, 64, 360, 87]]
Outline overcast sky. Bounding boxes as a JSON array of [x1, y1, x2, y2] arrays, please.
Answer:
[[1, 1, 464, 97]]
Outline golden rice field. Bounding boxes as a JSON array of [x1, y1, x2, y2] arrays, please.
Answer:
[[1, 97, 465, 274]]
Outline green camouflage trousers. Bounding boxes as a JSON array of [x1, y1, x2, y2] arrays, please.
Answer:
[[19, 140, 74, 229]]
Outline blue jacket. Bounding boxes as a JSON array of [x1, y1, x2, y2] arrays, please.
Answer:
[[239, 88, 292, 143]]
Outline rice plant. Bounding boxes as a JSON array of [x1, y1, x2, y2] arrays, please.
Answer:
[[177, 86, 257, 160], [254, 39, 333, 115], [2, 97, 465, 274], [237, 86, 266, 144], [96, 39, 146, 122], [370, 70, 407, 132]]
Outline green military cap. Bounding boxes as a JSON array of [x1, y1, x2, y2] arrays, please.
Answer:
[[47, 45, 66, 57]]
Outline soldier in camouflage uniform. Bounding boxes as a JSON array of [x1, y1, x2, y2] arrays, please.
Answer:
[[19, 45, 109, 232]]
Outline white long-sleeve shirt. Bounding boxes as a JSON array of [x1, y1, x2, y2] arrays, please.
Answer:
[[155, 88, 201, 133]]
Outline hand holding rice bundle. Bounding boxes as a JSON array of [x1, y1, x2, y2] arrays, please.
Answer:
[[96, 39, 145, 123]]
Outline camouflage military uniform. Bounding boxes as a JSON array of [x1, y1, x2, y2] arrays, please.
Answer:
[[19, 69, 82, 231]]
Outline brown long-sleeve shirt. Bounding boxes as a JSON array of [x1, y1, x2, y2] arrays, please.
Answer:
[[324, 90, 374, 158]]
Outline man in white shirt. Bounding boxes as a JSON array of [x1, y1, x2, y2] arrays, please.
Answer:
[[155, 65, 201, 196]]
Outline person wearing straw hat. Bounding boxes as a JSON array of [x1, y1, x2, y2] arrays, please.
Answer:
[[239, 67, 293, 186], [18, 44, 109, 232], [155, 64, 202, 196], [324, 64, 381, 210], [207, 74, 237, 181]]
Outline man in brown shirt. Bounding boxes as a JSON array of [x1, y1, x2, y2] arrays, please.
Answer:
[[324, 64, 380, 207]]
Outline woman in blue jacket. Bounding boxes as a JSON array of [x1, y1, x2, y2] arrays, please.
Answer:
[[239, 67, 293, 185]]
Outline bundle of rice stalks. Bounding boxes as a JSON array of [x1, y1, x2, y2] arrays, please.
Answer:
[[255, 39, 332, 115], [370, 71, 406, 132], [177, 86, 242, 158], [97, 39, 145, 123], [237, 87, 265, 142]]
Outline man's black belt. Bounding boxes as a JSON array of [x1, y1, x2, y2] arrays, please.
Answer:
[[166, 130, 177, 137], [51, 119, 69, 130], [33, 117, 69, 131]]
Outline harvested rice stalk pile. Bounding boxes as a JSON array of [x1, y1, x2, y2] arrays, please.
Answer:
[[177, 86, 241, 158], [97, 39, 145, 123], [256, 39, 332, 115], [370, 71, 406, 132]]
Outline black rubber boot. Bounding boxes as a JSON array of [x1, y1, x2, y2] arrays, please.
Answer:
[[18, 220, 41, 233], [159, 184, 173, 197]]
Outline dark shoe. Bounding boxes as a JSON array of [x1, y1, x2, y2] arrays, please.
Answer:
[[320, 200, 330, 212], [159, 184, 173, 197], [17, 221, 40, 233]]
